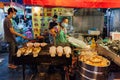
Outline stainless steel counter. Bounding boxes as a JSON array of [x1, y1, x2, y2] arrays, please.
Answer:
[[97, 44, 120, 67]]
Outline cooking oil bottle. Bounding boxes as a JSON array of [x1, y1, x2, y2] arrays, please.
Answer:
[[90, 38, 96, 50]]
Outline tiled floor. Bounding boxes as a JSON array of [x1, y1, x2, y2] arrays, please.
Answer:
[[0, 53, 120, 80]]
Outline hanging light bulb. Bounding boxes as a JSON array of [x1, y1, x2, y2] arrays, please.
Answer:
[[34, 7, 40, 13]]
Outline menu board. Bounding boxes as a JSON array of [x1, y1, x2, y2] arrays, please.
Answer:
[[44, 8, 52, 17], [32, 7, 43, 38], [44, 8, 73, 17], [42, 8, 73, 30]]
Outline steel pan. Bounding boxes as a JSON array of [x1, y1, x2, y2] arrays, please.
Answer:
[[78, 60, 110, 80]]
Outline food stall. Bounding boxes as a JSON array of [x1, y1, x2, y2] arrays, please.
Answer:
[[14, 42, 73, 80], [12, 0, 120, 80]]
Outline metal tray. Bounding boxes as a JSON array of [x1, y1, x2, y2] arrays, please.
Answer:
[[97, 44, 120, 67]]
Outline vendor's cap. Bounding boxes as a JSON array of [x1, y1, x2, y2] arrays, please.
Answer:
[[49, 22, 58, 29], [53, 15, 58, 18]]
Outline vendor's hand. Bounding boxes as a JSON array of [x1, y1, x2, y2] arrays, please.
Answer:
[[37, 36, 44, 39], [66, 35, 69, 38], [52, 34, 56, 37], [51, 33, 56, 37], [22, 36, 29, 40]]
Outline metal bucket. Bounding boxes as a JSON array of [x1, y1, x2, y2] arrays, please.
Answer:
[[78, 61, 110, 80]]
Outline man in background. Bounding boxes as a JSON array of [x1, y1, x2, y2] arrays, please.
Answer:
[[3, 7, 28, 69], [48, 14, 58, 30]]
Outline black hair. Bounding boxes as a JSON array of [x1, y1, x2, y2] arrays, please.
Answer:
[[14, 8, 17, 12], [59, 23, 64, 29], [53, 15, 58, 18], [8, 7, 17, 14], [49, 22, 58, 30]]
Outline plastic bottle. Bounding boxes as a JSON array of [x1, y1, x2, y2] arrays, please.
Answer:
[[90, 38, 96, 50]]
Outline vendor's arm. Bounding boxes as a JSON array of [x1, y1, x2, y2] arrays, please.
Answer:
[[50, 28, 56, 37], [57, 25, 61, 33], [63, 28, 67, 34], [9, 27, 28, 40], [37, 35, 44, 39]]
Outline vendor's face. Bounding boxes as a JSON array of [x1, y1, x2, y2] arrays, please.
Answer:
[[10, 11, 16, 18], [53, 18, 57, 22], [12, 11, 16, 18], [64, 19, 68, 24], [13, 11, 16, 15]]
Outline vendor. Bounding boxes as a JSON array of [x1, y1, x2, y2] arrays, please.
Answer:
[[61, 17, 69, 34], [48, 15, 58, 30], [42, 29, 50, 43], [55, 17, 69, 45], [48, 22, 58, 45], [3, 7, 28, 69]]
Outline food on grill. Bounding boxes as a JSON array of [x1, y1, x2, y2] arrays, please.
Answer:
[[27, 42, 33, 47], [24, 47, 33, 56], [57, 46, 63, 56], [16, 49, 22, 57], [49, 46, 56, 57], [33, 47, 41, 57], [79, 52, 110, 67], [34, 42, 41, 47], [40, 42, 47, 47], [20, 47, 27, 53], [80, 50, 97, 56], [64, 46, 71, 58], [16, 47, 27, 57], [89, 55, 102, 63]]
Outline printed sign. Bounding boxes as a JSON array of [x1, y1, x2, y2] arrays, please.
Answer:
[[32, 6, 43, 38], [111, 32, 120, 40]]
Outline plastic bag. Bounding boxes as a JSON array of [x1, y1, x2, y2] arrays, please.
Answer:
[[67, 37, 87, 48]]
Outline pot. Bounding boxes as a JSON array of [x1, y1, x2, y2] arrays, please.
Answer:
[[78, 60, 110, 80]]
